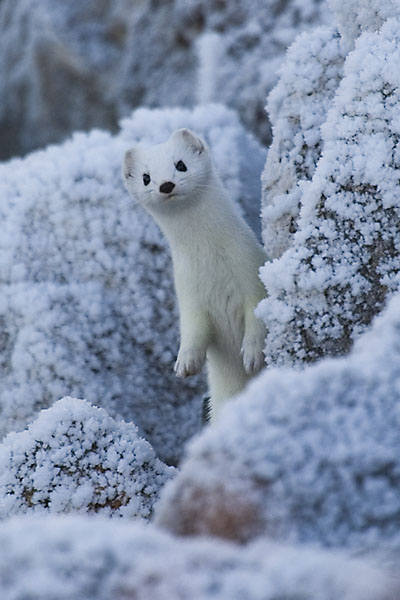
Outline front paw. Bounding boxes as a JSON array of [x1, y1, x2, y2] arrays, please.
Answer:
[[174, 346, 206, 378], [241, 339, 265, 376]]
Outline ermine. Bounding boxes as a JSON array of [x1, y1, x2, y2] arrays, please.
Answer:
[[123, 128, 267, 420]]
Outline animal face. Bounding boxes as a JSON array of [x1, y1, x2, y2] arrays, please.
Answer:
[[123, 129, 211, 212]]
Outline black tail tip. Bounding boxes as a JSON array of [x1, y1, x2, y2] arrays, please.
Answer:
[[202, 396, 211, 425]]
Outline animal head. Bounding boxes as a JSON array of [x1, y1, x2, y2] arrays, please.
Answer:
[[122, 129, 211, 213]]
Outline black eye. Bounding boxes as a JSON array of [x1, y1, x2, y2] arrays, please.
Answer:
[[175, 160, 187, 172], [143, 173, 150, 186]]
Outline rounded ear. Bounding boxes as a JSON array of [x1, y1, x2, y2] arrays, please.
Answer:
[[123, 148, 136, 179], [172, 128, 206, 154]]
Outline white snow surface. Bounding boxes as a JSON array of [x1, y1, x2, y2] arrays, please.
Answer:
[[0, 514, 394, 600], [259, 16, 400, 365], [0, 103, 265, 465], [0, 397, 174, 519], [156, 292, 400, 562]]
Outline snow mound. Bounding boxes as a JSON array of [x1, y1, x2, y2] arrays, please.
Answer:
[[156, 292, 400, 562], [0, 104, 264, 465], [0, 515, 394, 600], [0, 397, 174, 519], [259, 17, 400, 365]]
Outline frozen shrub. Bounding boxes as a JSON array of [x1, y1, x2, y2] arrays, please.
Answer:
[[259, 18, 400, 365], [0, 515, 394, 600], [0, 397, 174, 519], [261, 27, 346, 258], [156, 293, 400, 561], [0, 104, 264, 465]]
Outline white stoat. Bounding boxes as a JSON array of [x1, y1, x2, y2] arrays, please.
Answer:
[[123, 128, 267, 420]]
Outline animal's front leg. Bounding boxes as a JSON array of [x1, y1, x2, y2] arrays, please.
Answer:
[[174, 308, 211, 378], [241, 303, 266, 375]]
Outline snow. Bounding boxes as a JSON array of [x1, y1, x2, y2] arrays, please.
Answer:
[[0, 397, 173, 519], [0, 515, 393, 600], [0, 103, 264, 466], [156, 292, 400, 562], [259, 16, 400, 365]]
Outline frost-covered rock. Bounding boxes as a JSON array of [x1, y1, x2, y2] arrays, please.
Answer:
[[0, 515, 394, 600], [261, 27, 346, 259], [0, 0, 329, 159], [0, 104, 264, 465], [156, 293, 400, 562], [0, 397, 174, 519], [260, 17, 400, 365], [327, 0, 400, 49]]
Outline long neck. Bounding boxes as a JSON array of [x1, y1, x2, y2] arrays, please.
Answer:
[[149, 175, 244, 258]]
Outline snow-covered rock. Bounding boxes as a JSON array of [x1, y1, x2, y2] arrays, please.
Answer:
[[327, 0, 400, 49], [260, 16, 400, 365], [0, 397, 174, 519], [0, 515, 394, 600], [0, 104, 264, 465], [0, 0, 329, 159], [261, 26, 346, 259], [156, 292, 400, 562]]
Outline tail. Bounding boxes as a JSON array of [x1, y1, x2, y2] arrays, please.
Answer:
[[202, 395, 212, 425], [207, 348, 250, 421]]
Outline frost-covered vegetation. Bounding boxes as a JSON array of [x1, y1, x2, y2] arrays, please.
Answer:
[[0, 0, 399, 597]]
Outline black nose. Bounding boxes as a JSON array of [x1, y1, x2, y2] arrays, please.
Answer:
[[159, 181, 175, 194]]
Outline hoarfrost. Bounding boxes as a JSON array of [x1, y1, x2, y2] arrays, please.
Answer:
[[260, 17, 400, 365], [327, 0, 400, 49], [262, 26, 346, 258], [0, 397, 174, 519]]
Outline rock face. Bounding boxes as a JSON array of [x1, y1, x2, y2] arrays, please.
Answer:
[[0, 104, 264, 465], [156, 292, 400, 562], [259, 13, 400, 366], [0, 398, 174, 519], [0, 0, 328, 159]]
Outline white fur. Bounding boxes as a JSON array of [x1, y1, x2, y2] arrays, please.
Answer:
[[123, 129, 267, 419]]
